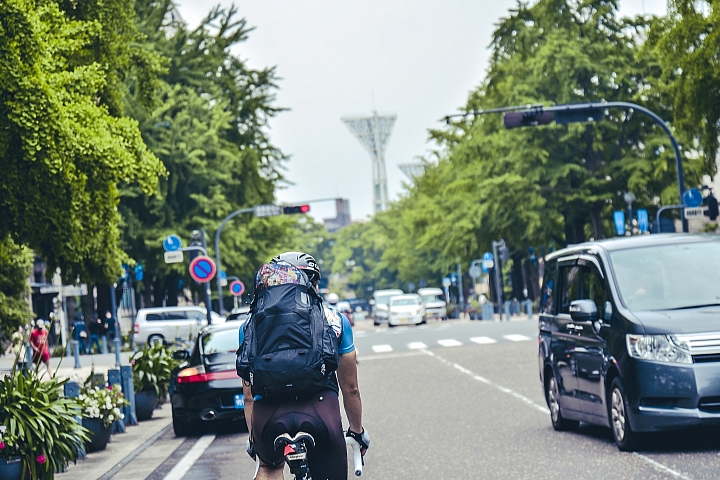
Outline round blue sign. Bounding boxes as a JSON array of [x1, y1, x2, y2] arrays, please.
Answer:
[[189, 256, 216, 283], [163, 234, 182, 252], [683, 188, 703, 208], [229, 280, 245, 296]]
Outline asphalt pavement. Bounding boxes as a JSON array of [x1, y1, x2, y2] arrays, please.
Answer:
[[78, 318, 720, 479]]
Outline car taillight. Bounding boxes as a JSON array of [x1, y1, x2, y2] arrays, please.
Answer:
[[176, 367, 238, 384], [134, 323, 139, 334]]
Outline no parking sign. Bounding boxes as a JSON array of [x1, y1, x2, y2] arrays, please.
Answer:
[[189, 256, 216, 283], [229, 280, 245, 297]]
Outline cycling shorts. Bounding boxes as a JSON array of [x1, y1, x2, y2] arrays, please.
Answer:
[[252, 389, 347, 480]]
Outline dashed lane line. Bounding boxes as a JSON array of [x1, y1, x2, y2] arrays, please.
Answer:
[[372, 344, 393, 353], [503, 334, 531, 342], [161, 435, 216, 480], [470, 336, 497, 345], [421, 349, 694, 480], [438, 339, 463, 347], [407, 342, 428, 350]]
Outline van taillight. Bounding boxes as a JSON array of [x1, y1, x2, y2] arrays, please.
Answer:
[[134, 323, 139, 334]]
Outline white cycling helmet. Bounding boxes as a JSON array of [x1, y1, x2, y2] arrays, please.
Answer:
[[326, 293, 340, 305]]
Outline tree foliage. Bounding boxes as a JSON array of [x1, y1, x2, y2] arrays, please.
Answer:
[[0, 236, 34, 342], [0, 0, 165, 284]]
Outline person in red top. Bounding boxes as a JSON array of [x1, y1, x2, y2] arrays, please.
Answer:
[[30, 319, 52, 378]]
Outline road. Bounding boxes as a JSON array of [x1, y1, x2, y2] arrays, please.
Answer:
[[119, 319, 720, 479]]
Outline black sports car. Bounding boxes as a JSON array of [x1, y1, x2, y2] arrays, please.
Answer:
[[171, 321, 246, 436]]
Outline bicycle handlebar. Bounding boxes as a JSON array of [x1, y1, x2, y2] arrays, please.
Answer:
[[345, 436, 363, 476]]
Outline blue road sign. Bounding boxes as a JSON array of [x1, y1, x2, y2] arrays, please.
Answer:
[[481, 252, 493, 274], [163, 234, 182, 252], [220, 270, 227, 280], [683, 188, 703, 208], [613, 211, 626, 236], [637, 209, 649, 233], [229, 280, 245, 296], [134, 264, 144, 282]]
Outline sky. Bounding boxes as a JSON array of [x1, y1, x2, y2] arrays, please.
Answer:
[[175, 0, 668, 223]]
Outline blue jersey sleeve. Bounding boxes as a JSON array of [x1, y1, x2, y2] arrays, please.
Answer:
[[238, 321, 246, 345], [338, 313, 355, 355]]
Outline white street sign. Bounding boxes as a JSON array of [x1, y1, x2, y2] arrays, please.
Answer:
[[684, 207, 705, 219], [253, 204, 283, 217], [164, 250, 184, 264], [220, 278, 228, 287], [482, 259, 494, 270]]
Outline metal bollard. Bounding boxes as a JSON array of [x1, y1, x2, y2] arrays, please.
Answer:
[[108, 369, 126, 434], [101, 336, 108, 354], [525, 300, 533, 318], [64, 381, 86, 459], [72, 340, 81, 369], [503, 301, 511, 322], [114, 337, 122, 367], [120, 365, 138, 426]]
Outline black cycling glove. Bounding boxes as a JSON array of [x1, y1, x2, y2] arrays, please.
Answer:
[[346, 428, 370, 450]]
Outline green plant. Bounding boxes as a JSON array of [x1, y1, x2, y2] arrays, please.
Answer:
[[131, 343, 177, 398], [79, 384, 128, 428], [0, 370, 89, 479]]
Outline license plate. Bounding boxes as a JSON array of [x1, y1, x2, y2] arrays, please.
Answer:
[[398, 317, 408, 323], [234, 394, 244, 409]]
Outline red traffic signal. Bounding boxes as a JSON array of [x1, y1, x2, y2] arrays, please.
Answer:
[[283, 204, 310, 215]]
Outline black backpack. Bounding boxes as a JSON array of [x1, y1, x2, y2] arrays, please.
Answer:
[[236, 262, 340, 398]]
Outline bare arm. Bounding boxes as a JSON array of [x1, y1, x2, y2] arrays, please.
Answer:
[[243, 379, 254, 437], [337, 350, 363, 434]]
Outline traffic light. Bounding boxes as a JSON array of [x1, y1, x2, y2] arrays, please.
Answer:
[[188, 230, 202, 261], [503, 110, 554, 129], [704, 194, 719, 221], [283, 204, 310, 215]]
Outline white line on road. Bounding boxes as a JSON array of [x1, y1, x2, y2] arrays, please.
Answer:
[[438, 339, 463, 347], [407, 342, 428, 349], [372, 344, 393, 353], [162, 435, 215, 480], [470, 336, 497, 345], [422, 349, 694, 480], [503, 334, 531, 342], [358, 351, 426, 361]]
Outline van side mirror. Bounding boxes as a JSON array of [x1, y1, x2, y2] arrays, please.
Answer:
[[603, 301, 613, 322], [569, 299, 598, 322]]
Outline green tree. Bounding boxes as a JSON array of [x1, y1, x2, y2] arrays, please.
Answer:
[[0, 236, 34, 342], [646, 0, 720, 173], [0, 0, 165, 284]]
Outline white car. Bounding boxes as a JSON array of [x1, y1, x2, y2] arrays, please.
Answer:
[[388, 294, 425, 326], [418, 287, 447, 321], [372, 289, 404, 325], [134, 306, 225, 346]]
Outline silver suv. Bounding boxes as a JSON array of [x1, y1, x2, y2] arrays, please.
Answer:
[[134, 306, 224, 346]]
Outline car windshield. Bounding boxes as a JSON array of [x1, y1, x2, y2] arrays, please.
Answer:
[[201, 329, 240, 354], [375, 294, 399, 305], [610, 241, 720, 311], [392, 298, 418, 307], [421, 294, 442, 303]]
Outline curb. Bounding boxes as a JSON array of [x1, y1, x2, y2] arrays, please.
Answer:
[[97, 423, 174, 480]]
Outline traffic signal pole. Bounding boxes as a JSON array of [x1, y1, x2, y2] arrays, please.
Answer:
[[446, 101, 688, 232], [214, 207, 255, 315]]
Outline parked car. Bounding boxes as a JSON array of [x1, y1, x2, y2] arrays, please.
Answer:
[[388, 294, 425, 326], [538, 234, 720, 451], [134, 306, 225, 346], [418, 287, 447, 321], [226, 306, 251, 322], [372, 289, 404, 326], [171, 321, 246, 436]]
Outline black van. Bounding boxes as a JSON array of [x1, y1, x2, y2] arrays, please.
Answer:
[[538, 234, 720, 450]]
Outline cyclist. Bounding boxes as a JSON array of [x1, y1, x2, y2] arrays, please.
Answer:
[[240, 252, 369, 480]]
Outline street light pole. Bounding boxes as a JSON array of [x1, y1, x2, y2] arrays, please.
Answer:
[[491, 240, 506, 321], [214, 208, 254, 315]]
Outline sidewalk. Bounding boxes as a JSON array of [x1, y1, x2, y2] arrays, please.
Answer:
[[0, 352, 134, 382], [56, 404, 174, 480]]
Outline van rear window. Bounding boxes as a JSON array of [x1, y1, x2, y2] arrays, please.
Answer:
[[146, 313, 163, 321]]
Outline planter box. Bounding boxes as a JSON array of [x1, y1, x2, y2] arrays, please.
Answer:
[[82, 417, 112, 452], [0, 457, 23, 480], [135, 390, 157, 421]]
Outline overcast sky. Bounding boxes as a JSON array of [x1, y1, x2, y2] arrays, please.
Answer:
[[175, 0, 667, 223]]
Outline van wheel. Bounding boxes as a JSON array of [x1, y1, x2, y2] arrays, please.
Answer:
[[148, 335, 164, 347], [609, 378, 641, 451], [546, 373, 579, 431]]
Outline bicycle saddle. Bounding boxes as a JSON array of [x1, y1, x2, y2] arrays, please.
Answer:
[[274, 431, 316, 452]]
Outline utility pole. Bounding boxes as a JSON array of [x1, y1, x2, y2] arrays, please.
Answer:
[[200, 229, 213, 326], [456, 263, 465, 313], [492, 239, 507, 321]]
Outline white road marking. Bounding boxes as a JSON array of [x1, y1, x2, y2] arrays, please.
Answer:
[[162, 435, 215, 480], [470, 336, 497, 345], [358, 351, 425, 361], [372, 344, 393, 353], [504, 334, 531, 342], [407, 342, 428, 350], [438, 339, 462, 347], [422, 349, 694, 480], [354, 331, 367, 337]]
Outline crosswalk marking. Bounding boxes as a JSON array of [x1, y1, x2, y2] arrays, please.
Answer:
[[407, 342, 428, 350], [504, 334, 531, 342], [438, 339, 462, 347], [372, 344, 393, 353], [470, 336, 497, 345]]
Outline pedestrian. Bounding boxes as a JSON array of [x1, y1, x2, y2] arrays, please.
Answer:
[[103, 310, 116, 342], [88, 315, 102, 354], [30, 319, 52, 378], [73, 316, 88, 354]]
